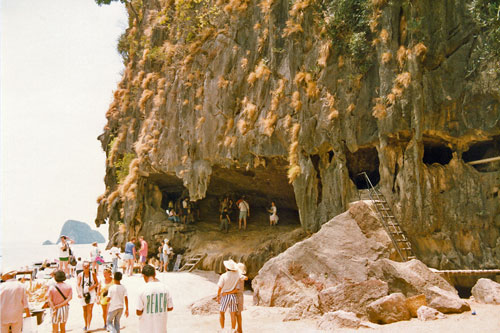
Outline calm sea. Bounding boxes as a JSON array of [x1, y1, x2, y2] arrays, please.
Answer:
[[0, 242, 107, 271]]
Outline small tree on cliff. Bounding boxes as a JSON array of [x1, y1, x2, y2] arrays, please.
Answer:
[[94, 0, 139, 22]]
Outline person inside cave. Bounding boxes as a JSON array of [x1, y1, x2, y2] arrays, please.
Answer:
[[237, 196, 250, 231], [181, 197, 189, 224], [268, 201, 279, 226], [167, 209, 180, 223]]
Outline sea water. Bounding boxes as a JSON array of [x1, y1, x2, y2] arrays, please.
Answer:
[[0, 242, 107, 271]]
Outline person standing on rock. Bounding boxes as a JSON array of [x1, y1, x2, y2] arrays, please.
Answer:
[[237, 196, 250, 230], [136, 265, 173, 332], [217, 259, 240, 332], [139, 236, 149, 270], [0, 267, 31, 333], [268, 201, 279, 226], [220, 207, 231, 233], [124, 237, 137, 276]]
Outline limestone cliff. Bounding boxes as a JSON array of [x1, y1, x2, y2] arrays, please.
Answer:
[[95, 0, 500, 275]]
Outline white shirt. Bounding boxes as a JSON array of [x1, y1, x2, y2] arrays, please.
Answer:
[[108, 284, 127, 313], [59, 242, 69, 258], [109, 247, 121, 259], [162, 244, 171, 257], [238, 201, 249, 212], [136, 281, 173, 333], [217, 271, 240, 293]]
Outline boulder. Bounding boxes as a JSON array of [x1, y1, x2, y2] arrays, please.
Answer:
[[366, 293, 411, 324], [405, 294, 427, 318], [253, 202, 392, 307], [367, 259, 457, 298], [427, 286, 470, 314], [189, 295, 219, 315], [471, 278, 500, 304], [317, 310, 361, 330], [282, 295, 322, 321], [417, 306, 445, 321], [318, 279, 388, 318]]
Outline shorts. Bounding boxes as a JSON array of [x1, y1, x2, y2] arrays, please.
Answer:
[[140, 256, 147, 263], [159, 254, 164, 262], [219, 294, 238, 312], [123, 253, 134, 260], [239, 211, 247, 220], [59, 257, 69, 262], [52, 305, 69, 324]]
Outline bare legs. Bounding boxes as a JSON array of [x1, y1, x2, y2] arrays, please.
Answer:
[[82, 304, 94, 329], [219, 311, 237, 330]]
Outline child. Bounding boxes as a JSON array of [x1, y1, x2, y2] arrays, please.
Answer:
[[106, 271, 129, 333], [48, 270, 73, 333]]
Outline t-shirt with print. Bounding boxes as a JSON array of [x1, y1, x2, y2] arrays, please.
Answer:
[[107, 284, 127, 313], [136, 281, 173, 333]]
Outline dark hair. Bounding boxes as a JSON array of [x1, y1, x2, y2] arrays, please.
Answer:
[[113, 272, 123, 281], [142, 264, 155, 277], [54, 270, 66, 282], [113, 242, 118, 247]]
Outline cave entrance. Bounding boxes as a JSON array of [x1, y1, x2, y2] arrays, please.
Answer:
[[462, 136, 500, 172], [149, 173, 186, 211], [200, 157, 301, 228], [346, 146, 380, 189], [423, 139, 452, 165]]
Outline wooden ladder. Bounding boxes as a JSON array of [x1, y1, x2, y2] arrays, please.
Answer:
[[358, 172, 416, 262], [179, 253, 206, 272]]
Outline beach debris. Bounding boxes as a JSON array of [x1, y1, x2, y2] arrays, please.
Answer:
[[366, 293, 411, 324], [471, 278, 500, 304]]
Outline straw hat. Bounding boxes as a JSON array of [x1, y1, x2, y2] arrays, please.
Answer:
[[236, 262, 247, 275], [223, 259, 237, 271], [1, 265, 17, 279]]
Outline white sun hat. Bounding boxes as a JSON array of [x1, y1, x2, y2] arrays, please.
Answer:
[[236, 262, 247, 275], [223, 259, 237, 271]]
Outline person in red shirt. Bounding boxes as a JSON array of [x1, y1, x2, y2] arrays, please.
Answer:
[[138, 236, 149, 269], [48, 270, 73, 333]]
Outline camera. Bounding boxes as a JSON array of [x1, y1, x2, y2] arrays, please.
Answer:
[[84, 292, 91, 304]]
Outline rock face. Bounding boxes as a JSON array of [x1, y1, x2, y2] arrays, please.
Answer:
[[95, 0, 500, 277], [58, 220, 105, 244], [417, 306, 445, 321], [471, 278, 500, 304], [252, 202, 468, 322]]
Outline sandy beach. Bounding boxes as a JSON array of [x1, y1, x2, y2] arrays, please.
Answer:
[[30, 269, 500, 333]]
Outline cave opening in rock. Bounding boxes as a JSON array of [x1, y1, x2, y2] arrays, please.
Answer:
[[462, 136, 500, 172], [346, 146, 380, 189], [201, 157, 301, 227], [423, 140, 452, 165], [149, 174, 187, 211]]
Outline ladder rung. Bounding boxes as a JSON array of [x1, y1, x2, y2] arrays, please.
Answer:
[[401, 247, 412, 251]]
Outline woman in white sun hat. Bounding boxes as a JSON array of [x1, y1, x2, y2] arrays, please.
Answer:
[[235, 262, 248, 333]]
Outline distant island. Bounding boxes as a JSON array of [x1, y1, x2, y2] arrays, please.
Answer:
[[41, 220, 105, 245]]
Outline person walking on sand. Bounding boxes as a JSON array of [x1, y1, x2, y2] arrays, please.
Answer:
[[77, 261, 99, 331], [47, 270, 72, 333], [106, 272, 129, 333], [0, 267, 31, 333], [110, 243, 121, 275], [162, 239, 172, 273], [90, 242, 101, 273], [268, 201, 279, 226], [158, 241, 165, 272], [124, 237, 137, 276], [136, 265, 174, 332], [237, 196, 250, 230], [99, 267, 113, 330], [138, 236, 149, 270], [217, 259, 240, 332], [58, 235, 74, 277], [235, 263, 248, 333]]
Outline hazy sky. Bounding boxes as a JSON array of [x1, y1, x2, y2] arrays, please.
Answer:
[[1, 0, 127, 245]]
